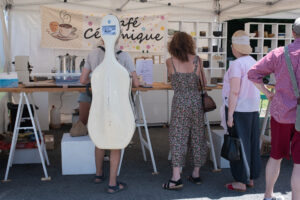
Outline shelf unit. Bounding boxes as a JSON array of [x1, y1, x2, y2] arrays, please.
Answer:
[[245, 22, 294, 60], [167, 20, 228, 84]]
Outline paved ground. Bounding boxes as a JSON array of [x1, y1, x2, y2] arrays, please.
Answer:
[[0, 125, 293, 200]]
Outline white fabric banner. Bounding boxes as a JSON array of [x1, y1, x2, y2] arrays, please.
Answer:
[[41, 6, 167, 52]]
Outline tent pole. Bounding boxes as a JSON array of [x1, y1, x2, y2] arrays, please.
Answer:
[[213, 0, 220, 22], [0, 5, 11, 73], [116, 0, 130, 11], [66, 2, 114, 12], [12, 1, 63, 7]]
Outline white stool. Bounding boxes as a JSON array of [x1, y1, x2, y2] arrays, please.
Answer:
[[61, 133, 96, 175]]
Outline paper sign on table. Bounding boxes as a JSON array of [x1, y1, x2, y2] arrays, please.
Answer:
[[136, 59, 153, 86]]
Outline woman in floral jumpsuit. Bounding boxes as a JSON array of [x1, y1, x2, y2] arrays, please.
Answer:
[[162, 32, 207, 190]]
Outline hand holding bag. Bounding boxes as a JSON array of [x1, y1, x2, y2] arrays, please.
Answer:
[[197, 56, 217, 113], [221, 127, 241, 161], [284, 46, 300, 131]]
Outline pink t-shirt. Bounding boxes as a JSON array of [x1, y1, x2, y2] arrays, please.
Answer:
[[248, 38, 300, 124], [222, 56, 260, 112]]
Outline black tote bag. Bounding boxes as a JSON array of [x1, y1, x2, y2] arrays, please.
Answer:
[[221, 127, 241, 161]]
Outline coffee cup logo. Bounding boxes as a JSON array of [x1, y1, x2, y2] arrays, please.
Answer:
[[49, 21, 59, 32], [59, 23, 77, 37], [47, 10, 78, 41]]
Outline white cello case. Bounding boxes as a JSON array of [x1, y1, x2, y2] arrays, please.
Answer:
[[88, 15, 135, 149]]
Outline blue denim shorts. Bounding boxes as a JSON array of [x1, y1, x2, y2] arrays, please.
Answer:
[[78, 92, 92, 103]]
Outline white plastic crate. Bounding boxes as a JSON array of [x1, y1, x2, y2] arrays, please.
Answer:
[[61, 133, 96, 175]]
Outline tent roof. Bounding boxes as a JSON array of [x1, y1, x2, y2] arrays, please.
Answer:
[[2, 0, 300, 21]]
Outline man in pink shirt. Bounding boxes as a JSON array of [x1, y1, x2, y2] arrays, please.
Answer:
[[248, 18, 300, 200]]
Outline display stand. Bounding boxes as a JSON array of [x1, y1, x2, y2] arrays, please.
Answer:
[[205, 113, 219, 172], [168, 20, 227, 84], [3, 92, 50, 182], [245, 22, 293, 61], [244, 22, 294, 148], [118, 90, 158, 175]]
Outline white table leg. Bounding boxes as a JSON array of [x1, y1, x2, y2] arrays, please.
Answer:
[[117, 91, 158, 175], [260, 91, 272, 149], [117, 149, 125, 176], [204, 113, 219, 171], [134, 93, 147, 161], [24, 93, 50, 181], [137, 91, 158, 174], [9, 97, 25, 168], [3, 93, 24, 181], [29, 93, 50, 166]]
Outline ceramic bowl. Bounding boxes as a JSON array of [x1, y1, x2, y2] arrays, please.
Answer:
[[249, 33, 256, 38], [213, 31, 222, 37]]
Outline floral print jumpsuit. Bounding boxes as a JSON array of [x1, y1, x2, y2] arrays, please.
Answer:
[[169, 56, 207, 167]]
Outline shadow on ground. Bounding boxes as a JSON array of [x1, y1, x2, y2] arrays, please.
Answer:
[[0, 125, 293, 200]]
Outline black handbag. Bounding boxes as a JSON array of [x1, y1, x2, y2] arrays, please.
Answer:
[[221, 127, 241, 161]]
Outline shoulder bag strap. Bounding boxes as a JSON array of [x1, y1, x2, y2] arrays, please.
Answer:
[[193, 56, 198, 73], [197, 56, 205, 93], [284, 46, 300, 104], [170, 57, 177, 73]]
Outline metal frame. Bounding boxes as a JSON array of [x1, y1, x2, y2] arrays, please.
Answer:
[[259, 88, 274, 148], [118, 91, 158, 175], [3, 92, 51, 182]]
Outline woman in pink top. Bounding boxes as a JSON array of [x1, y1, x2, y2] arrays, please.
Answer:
[[222, 30, 261, 192]]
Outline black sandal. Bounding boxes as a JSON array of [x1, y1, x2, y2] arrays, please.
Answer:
[[94, 174, 105, 184], [188, 176, 202, 185], [162, 179, 183, 190], [107, 182, 127, 194]]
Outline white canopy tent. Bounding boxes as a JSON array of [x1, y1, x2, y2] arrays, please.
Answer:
[[0, 0, 300, 72], [0, 0, 299, 131], [2, 0, 300, 20]]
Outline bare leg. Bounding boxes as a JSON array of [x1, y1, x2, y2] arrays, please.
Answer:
[[192, 167, 200, 178], [161, 167, 181, 188], [95, 147, 105, 176], [264, 157, 282, 199], [172, 167, 181, 181], [108, 150, 124, 189], [226, 182, 246, 190], [291, 164, 300, 200], [79, 102, 90, 125]]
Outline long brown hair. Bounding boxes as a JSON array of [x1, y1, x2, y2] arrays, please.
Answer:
[[168, 32, 196, 62]]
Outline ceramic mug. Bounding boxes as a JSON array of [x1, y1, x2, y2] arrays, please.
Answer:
[[59, 24, 77, 37], [49, 21, 59, 32], [263, 46, 268, 54]]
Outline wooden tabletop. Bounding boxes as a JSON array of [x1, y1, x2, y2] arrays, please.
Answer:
[[0, 81, 222, 93]]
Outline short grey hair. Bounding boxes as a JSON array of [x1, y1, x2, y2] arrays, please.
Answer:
[[293, 17, 300, 36]]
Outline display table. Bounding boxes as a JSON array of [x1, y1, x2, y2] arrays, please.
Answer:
[[0, 82, 221, 181]]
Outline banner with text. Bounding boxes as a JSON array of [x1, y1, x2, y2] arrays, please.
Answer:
[[41, 6, 166, 52]]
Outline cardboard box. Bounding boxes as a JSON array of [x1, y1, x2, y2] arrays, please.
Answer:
[[13, 148, 41, 164], [45, 134, 54, 150]]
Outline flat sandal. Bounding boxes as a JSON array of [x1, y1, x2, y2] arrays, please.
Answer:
[[162, 179, 183, 190]]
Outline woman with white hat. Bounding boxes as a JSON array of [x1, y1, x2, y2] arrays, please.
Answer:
[[222, 30, 261, 191]]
